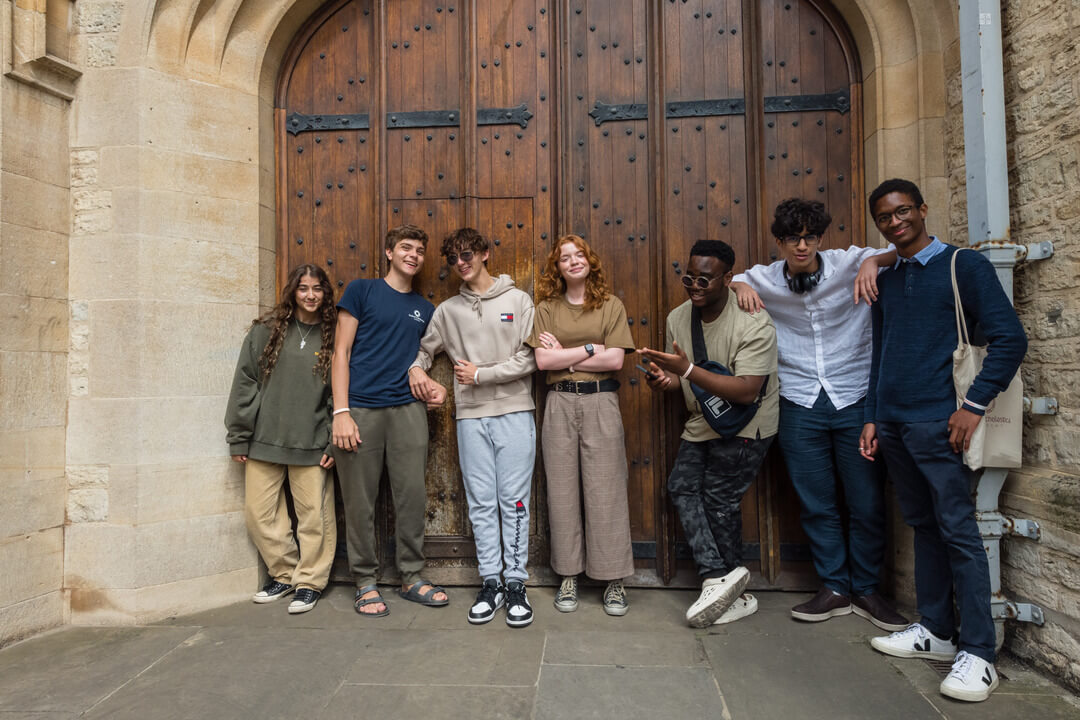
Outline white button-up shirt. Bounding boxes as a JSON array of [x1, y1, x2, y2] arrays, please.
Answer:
[[731, 245, 892, 410]]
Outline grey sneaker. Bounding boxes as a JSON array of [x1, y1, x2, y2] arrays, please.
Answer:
[[603, 581, 629, 616], [554, 576, 578, 613]]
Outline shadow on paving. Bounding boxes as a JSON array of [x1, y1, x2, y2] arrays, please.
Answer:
[[0, 588, 1076, 720]]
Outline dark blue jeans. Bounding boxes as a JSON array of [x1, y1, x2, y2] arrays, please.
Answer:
[[877, 420, 995, 663], [778, 391, 885, 596]]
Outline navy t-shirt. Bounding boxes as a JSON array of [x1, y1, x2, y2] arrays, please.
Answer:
[[337, 278, 434, 408]]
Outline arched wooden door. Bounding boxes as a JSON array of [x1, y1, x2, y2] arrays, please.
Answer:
[[276, 0, 862, 589]]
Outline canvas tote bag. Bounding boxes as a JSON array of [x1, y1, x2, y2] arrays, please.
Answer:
[[951, 249, 1024, 470]]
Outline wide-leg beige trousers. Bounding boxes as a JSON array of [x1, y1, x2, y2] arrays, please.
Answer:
[[244, 458, 337, 591], [542, 391, 635, 581]]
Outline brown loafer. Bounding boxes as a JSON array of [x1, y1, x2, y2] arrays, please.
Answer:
[[852, 592, 910, 632], [791, 588, 852, 622]]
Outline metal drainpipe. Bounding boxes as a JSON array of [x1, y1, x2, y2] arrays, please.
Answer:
[[959, 0, 1053, 648]]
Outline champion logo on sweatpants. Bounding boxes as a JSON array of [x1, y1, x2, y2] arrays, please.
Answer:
[[500, 313, 514, 322]]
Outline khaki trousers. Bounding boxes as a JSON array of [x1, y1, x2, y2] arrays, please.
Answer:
[[333, 402, 429, 589], [542, 391, 635, 580], [244, 458, 337, 591]]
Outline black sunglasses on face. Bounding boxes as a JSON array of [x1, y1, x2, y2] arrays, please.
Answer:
[[446, 250, 475, 265], [681, 274, 716, 289]]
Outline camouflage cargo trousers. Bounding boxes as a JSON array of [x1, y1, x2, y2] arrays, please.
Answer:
[[668, 436, 774, 578]]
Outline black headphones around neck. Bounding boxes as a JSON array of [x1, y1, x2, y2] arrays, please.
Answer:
[[784, 253, 825, 294]]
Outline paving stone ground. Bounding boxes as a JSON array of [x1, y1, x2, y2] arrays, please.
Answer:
[[0, 587, 1076, 720]]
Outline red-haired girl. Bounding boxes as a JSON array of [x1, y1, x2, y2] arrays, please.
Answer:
[[529, 235, 636, 616]]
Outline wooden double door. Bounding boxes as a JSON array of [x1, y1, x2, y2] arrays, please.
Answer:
[[276, 0, 862, 588]]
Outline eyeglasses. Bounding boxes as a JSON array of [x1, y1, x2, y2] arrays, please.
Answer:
[[445, 250, 474, 265], [681, 274, 717, 289], [874, 205, 916, 226], [780, 234, 820, 247]]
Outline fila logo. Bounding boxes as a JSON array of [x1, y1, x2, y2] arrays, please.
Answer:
[[500, 313, 514, 322], [914, 639, 931, 652], [409, 309, 425, 323]]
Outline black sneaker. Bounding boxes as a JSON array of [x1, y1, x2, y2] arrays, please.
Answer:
[[288, 588, 321, 614], [468, 579, 505, 625], [505, 580, 533, 628], [252, 579, 294, 604]]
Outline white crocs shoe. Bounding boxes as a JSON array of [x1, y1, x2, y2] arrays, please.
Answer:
[[869, 623, 958, 660], [686, 567, 750, 628], [713, 593, 758, 625], [940, 651, 998, 702]]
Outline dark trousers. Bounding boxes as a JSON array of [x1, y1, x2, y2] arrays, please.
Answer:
[[332, 402, 429, 589], [778, 391, 885, 596], [877, 420, 995, 663], [668, 436, 773, 578]]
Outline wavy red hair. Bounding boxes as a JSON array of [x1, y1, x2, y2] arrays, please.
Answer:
[[535, 234, 610, 311]]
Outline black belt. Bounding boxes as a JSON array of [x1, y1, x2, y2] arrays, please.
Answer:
[[549, 379, 620, 394]]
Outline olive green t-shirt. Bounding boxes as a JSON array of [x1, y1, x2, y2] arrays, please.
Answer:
[[665, 292, 779, 441], [528, 294, 636, 385]]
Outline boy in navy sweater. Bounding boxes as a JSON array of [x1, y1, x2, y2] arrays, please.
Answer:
[[859, 179, 1027, 703]]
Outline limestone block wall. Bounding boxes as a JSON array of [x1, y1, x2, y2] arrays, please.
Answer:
[[62, 0, 263, 625], [0, 78, 70, 644], [942, 1, 1080, 691]]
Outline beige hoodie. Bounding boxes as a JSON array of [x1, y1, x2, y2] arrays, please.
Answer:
[[412, 274, 536, 420]]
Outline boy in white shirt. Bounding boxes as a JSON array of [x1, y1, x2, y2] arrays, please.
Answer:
[[730, 198, 905, 631]]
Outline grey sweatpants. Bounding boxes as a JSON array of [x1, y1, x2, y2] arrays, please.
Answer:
[[456, 411, 536, 582]]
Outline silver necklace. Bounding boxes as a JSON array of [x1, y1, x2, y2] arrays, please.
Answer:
[[295, 318, 316, 349]]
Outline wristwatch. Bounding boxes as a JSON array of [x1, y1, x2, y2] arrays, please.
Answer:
[[584, 343, 595, 357]]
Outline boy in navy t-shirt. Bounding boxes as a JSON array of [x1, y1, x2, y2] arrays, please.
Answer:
[[331, 225, 449, 616]]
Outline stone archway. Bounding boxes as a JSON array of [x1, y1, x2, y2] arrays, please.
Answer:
[[59, 0, 956, 625]]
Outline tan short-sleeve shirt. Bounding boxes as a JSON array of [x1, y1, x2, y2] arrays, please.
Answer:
[[529, 294, 636, 385], [665, 291, 779, 441]]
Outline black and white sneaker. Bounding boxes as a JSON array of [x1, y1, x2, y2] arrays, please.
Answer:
[[939, 650, 998, 702], [870, 623, 958, 660], [468, 579, 505, 625], [252, 579, 294, 604], [504, 580, 533, 628], [288, 588, 321, 614]]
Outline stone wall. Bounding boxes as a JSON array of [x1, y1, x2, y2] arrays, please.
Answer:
[[942, 1, 1080, 692], [61, 0, 263, 625], [0, 57, 71, 644]]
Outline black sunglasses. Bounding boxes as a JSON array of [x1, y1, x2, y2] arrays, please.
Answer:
[[445, 250, 475, 265]]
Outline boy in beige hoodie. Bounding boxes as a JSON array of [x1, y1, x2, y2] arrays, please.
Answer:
[[409, 228, 538, 627]]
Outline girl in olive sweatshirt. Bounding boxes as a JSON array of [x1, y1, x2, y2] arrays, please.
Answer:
[[225, 264, 337, 614]]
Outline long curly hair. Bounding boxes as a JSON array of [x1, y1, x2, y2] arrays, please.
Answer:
[[253, 264, 336, 382], [535, 234, 610, 311]]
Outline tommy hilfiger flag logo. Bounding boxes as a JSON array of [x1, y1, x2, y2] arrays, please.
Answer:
[[500, 313, 514, 322]]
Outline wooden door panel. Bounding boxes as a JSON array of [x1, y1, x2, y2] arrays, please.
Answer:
[[564, 0, 660, 560], [277, 0, 862, 588]]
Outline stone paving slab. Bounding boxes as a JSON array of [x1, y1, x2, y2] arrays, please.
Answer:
[[703, 632, 939, 720], [534, 665, 724, 720], [340, 629, 544, 686], [0, 626, 197, 715], [319, 685, 535, 720], [0, 589, 1076, 720], [543, 630, 707, 667], [81, 627, 361, 720]]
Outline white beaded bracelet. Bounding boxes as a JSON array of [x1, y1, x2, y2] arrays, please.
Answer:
[[681, 363, 695, 379]]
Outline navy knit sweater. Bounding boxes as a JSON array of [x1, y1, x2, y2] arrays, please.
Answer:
[[865, 245, 1027, 424]]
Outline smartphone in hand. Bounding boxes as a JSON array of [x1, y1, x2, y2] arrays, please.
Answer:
[[635, 363, 658, 381]]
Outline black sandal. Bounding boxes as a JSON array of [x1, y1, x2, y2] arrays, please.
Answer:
[[354, 584, 389, 617], [397, 579, 449, 607]]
